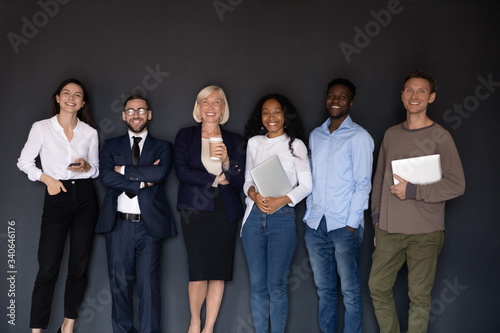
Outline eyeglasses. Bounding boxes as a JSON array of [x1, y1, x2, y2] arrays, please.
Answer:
[[124, 108, 149, 116]]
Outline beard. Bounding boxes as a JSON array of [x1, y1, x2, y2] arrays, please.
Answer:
[[126, 118, 149, 134]]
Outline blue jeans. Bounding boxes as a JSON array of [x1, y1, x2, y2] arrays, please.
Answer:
[[242, 205, 297, 333], [305, 217, 363, 333]]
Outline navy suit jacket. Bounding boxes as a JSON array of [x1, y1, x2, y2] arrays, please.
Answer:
[[96, 133, 177, 239], [174, 125, 245, 222]]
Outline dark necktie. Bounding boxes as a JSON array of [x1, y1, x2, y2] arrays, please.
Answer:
[[126, 136, 142, 198], [131, 136, 142, 166]]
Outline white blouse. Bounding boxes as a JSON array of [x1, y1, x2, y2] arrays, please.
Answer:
[[242, 133, 312, 228], [17, 115, 99, 181]]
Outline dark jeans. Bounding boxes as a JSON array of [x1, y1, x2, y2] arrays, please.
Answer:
[[30, 179, 98, 329]]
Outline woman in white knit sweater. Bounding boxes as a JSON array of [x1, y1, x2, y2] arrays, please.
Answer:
[[242, 93, 312, 333]]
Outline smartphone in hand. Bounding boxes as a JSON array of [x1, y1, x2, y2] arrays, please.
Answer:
[[68, 162, 81, 167]]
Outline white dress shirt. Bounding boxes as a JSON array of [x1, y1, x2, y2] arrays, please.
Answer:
[[17, 115, 99, 181], [117, 131, 148, 214]]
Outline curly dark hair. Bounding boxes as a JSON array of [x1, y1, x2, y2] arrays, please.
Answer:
[[244, 93, 307, 157]]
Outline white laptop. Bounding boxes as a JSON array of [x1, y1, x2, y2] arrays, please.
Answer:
[[250, 155, 293, 197], [391, 154, 442, 185]]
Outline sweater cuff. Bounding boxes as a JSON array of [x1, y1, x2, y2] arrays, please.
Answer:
[[371, 212, 379, 225], [406, 182, 417, 200], [286, 193, 297, 207]]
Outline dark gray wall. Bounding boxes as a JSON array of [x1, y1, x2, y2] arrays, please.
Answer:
[[2, 0, 499, 332]]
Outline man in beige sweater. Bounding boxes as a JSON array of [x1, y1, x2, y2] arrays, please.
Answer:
[[368, 70, 466, 333]]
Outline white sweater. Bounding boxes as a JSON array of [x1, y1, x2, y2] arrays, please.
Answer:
[[242, 133, 312, 230]]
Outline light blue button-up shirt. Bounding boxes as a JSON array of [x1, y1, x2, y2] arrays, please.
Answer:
[[304, 115, 374, 231]]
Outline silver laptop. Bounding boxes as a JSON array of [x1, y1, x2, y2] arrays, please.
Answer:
[[391, 154, 442, 185], [250, 154, 293, 197]]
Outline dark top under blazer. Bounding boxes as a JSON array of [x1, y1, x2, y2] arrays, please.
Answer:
[[174, 125, 245, 222], [96, 133, 177, 239]]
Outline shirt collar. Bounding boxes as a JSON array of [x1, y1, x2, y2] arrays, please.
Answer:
[[128, 130, 148, 141], [321, 115, 354, 134], [50, 114, 81, 132]]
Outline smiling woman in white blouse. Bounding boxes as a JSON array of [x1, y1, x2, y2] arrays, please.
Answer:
[[17, 78, 99, 333], [242, 93, 312, 333]]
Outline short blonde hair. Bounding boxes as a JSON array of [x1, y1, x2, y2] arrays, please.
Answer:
[[192, 85, 230, 125]]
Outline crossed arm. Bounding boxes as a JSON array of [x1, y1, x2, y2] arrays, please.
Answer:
[[100, 140, 172, 195]]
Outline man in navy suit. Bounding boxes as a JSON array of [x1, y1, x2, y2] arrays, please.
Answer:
[[96, 95, 176, 333]]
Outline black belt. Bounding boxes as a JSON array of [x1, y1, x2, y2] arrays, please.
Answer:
[[59, 178, 94, 186], [118, 212, 141, 222]]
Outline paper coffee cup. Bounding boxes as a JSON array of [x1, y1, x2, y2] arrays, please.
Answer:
[[209, 137, 223, 160]]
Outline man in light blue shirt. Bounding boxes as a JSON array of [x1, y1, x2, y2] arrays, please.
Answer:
[[304, 78, 374, 333]]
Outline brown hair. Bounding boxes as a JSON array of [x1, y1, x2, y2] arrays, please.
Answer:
[[402, 70, 437, 93]]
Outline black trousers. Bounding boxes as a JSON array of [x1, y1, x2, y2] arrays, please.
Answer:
[[30, 179, 98, 329]]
